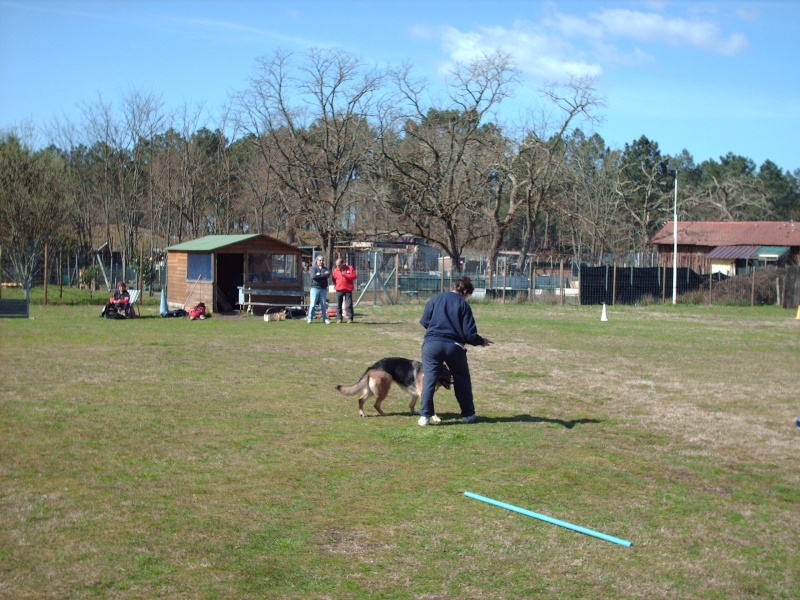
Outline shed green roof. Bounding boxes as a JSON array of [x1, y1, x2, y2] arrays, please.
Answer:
[[754, 246, 789, 259], [166, 234, 263, 252]]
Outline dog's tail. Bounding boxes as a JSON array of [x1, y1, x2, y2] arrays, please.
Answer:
[[335, 370, 370, 397]]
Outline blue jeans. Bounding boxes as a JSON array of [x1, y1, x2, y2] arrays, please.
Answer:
[[308, 287, 329, 322], [419, 340, 474, 418]]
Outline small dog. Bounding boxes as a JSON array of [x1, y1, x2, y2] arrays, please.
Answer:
[[335, 357, 452, 418]]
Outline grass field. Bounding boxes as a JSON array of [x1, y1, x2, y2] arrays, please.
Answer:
[[1, 301, 798, 599]]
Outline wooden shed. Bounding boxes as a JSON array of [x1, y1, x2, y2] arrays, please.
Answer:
[[166, 234, 304, 314]]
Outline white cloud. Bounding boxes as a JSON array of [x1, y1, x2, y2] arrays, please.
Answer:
[[440, 24, 602, 80], [429, 4, 747, 84], [590, 8, 748, 56]]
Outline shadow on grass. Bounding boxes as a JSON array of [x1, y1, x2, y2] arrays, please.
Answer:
[[475, 415, 604, 428], [382, 412, 603, 428]]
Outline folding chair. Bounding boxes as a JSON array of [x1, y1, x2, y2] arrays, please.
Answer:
[[127, 289, 140, 317]]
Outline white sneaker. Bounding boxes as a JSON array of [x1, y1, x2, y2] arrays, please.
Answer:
[[418, 416, 430, 426], [324, 320, 331, 324]]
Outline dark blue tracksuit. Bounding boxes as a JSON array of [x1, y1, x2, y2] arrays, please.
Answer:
[[419, 291, 485, 418]]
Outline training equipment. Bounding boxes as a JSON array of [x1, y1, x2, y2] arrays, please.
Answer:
[[160, 288, 168, 315], [601, 303, 608, 321], [182, 275, 203, 309], [464, 491, 632, 547]]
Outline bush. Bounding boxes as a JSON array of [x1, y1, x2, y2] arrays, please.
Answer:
[[681, 267, 785, 306]]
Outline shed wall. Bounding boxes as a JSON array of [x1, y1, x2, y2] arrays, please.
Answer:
[[167, 252, 188, 307]]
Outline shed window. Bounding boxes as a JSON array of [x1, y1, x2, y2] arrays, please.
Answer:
[[247, 253, 299, 283], [187, 253, 212, 281]]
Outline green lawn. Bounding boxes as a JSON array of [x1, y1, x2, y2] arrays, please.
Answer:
[[1, 302, 798, 599]]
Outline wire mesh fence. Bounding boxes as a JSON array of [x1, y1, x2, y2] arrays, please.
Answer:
[[6, 245, 791, 308], [339, 249, 789, 308]]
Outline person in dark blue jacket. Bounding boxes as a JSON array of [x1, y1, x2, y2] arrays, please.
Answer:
[[418, 277, 492, 426], [307, 254, 332, 324]]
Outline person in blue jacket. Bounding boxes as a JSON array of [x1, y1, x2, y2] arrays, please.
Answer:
[[418, 276, 493, 426], [307, 254, 332, 324]]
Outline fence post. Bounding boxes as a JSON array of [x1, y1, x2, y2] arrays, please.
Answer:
[[502, 257, 507, 304], [612, 264, 617, 305], [528, 258, 533, 302], [138, 246, 143, 300], [559, 259, 564, 306], [751, 268, 756, 307], [44, 242, 49, 305], [709, 272, 712, 305], [438, 254, 443, 294]]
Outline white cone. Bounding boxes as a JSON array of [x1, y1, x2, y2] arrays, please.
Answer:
[[601, 303, 608, 322]]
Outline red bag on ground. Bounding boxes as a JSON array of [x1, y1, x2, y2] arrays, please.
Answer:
[[189, 303, 206, 320]]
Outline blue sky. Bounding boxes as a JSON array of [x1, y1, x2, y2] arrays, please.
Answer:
[[1, 0, 798, 173]]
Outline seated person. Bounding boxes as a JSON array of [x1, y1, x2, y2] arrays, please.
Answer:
[[102, 281, 132, 318]]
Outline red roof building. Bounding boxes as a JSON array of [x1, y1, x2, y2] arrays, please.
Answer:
[[650, 221, 800, 275]]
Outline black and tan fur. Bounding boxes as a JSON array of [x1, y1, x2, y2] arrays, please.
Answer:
[[335, 357, 452, 417]]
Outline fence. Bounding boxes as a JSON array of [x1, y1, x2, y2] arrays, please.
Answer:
[[337, 250, 577, 307], [338, 249, 788, 308], [4, 245, 790, 308]]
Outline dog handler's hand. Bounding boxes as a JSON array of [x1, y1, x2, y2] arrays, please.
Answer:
[[481, 338, 493, 347]]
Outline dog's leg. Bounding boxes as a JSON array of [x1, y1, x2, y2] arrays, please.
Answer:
[[358, 391, 369, 417], [372, 375, 390, 416], [409, 393, 418, 414]]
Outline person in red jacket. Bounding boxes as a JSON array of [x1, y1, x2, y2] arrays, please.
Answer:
[[332, 258, 357, 323], [101, 280, 132, 319]]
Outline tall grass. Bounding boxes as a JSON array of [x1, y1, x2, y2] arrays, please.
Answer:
[[1, 303, 798, 599]]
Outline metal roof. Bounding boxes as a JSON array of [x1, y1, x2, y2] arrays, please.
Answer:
[[753, 246, 790, 259], [167, 235, 261, 251], [706, 245, 760, 260], [166, 234, 302, 254], [705, 245, 790, 260]]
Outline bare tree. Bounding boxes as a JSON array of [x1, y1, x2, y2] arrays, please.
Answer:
[[377, 51, 517, 268], [49, 117, 99, 259], [556, 134, 621, 263], [235, 48, 384, 262], [486, 77, 602, 281], [117, 90, 165, 275], [682, 154, 771, 221], [232, 132, 292, 238], [614, 136, 673, 255], [77, 91, 165, 279]]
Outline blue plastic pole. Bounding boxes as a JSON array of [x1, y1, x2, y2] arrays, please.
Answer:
[[464, 491, 632, 547]]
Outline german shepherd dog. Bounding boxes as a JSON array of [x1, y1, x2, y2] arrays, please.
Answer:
[[335, 357, 452, 418]]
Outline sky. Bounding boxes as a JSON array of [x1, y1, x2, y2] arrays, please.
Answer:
[[1, 0, 798, 173]]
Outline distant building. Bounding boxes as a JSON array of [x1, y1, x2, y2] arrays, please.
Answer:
[[166, 234, 303, 313], [650, 221, 800, 275]]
